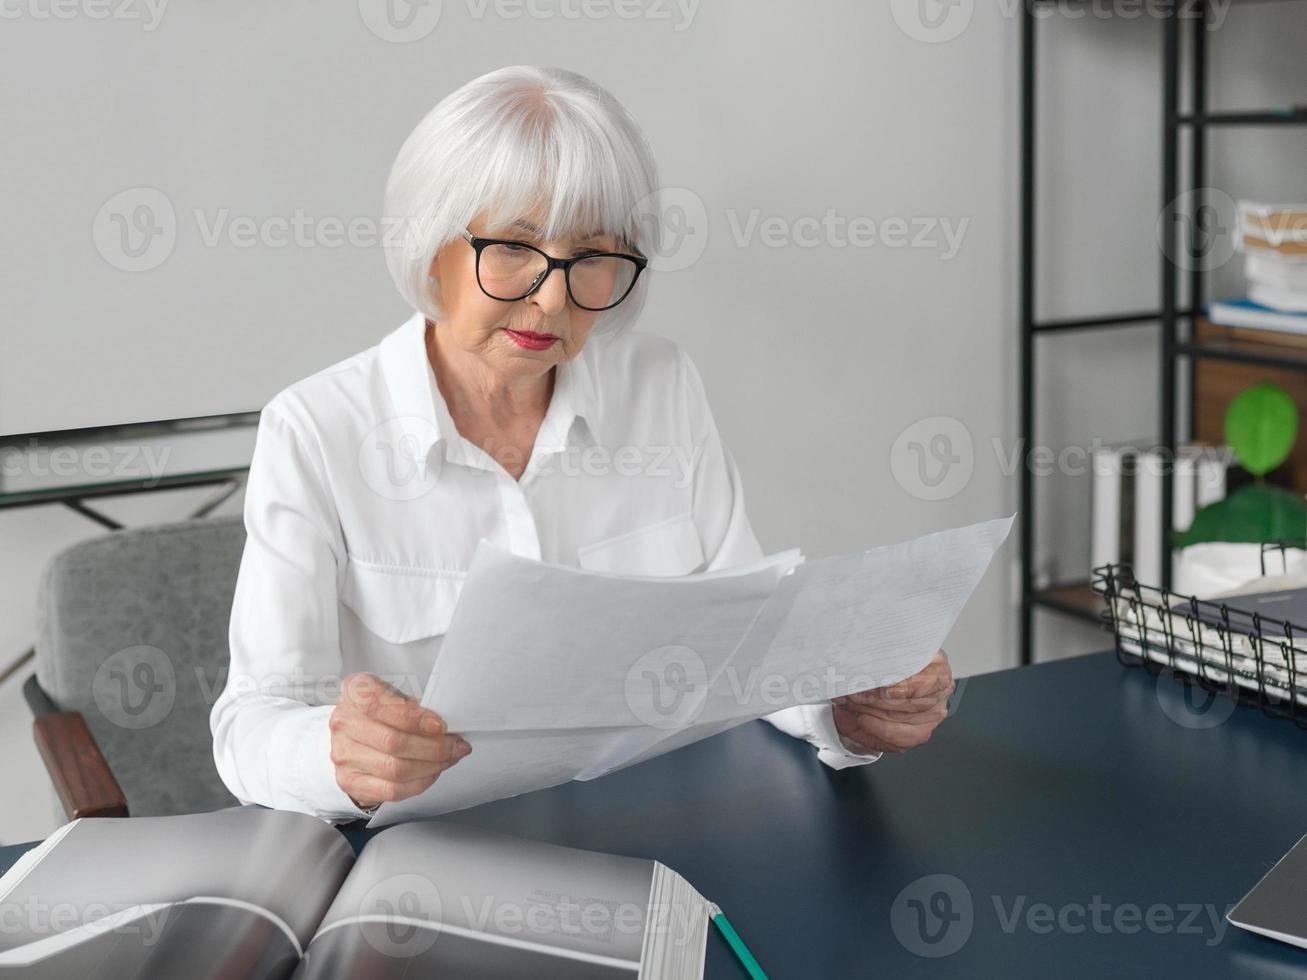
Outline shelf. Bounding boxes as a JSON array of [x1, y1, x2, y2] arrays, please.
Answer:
[[1033, 311, 1162, 333], [1177, 109, 1307, 127], [1016, 0, 1307, 666], [1175, 336, 1307, 371], [1032, 581, 1107, 626], [1032, 308, 1198, 333]]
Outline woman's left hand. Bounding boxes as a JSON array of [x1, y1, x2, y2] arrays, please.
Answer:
[[831, 649, 954, 754]]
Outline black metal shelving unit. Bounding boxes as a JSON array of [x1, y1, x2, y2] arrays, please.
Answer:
[[1018, 0, 1307, 665]]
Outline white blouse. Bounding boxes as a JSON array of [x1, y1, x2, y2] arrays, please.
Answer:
[[211, 311, 877, 822]]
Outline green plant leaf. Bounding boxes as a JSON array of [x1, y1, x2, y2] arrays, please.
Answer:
[[1225, 382, 1298, 476], [1173, 482, 1307, 548]]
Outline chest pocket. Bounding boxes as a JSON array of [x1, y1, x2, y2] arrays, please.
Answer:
[[339, 557, 465, 645], [575, 512, 706, 577]]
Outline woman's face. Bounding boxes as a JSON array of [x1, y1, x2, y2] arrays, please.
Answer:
[[427, 207, 620, 379]]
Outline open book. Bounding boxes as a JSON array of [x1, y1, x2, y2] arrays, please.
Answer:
[[0, 808, 711, 979]]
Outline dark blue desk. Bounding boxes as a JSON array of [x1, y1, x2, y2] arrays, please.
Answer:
[[4, 652, 1306, 977]]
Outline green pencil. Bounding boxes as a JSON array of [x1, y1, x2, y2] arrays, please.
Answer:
[[708, 902, 768, 980]]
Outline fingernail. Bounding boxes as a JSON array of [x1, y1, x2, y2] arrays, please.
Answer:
[[455, 739, 472, 758], [422, 715, 444, 735]]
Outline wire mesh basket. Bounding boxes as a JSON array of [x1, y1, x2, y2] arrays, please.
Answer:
[[1092, 558, 1307, 729]]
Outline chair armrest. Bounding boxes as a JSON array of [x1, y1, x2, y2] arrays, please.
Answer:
[[32, 712, 129, 819]]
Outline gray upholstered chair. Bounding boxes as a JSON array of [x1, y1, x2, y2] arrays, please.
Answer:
[[24, 516, 246, 819]]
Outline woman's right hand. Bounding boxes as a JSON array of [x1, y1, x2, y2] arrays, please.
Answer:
[[329, 672, 472, 810]]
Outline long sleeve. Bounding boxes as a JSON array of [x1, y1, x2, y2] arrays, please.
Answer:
[[679, 349, 881, 769], [210, 399, 369, 821]]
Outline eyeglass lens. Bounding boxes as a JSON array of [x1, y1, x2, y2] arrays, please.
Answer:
[[478, 244, 638, 310]]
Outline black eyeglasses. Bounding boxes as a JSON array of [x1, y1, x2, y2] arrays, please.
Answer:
[[461, 229, 647, 312]]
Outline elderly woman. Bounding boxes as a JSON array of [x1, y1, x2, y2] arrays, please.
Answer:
[[210, 65, 954, 820]]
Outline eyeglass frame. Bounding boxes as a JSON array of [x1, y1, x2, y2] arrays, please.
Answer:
[[460, 228, 648, 311]]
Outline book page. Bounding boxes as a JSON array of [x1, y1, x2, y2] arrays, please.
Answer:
[[0, 808, 353, 976], [297, 821, 705, 979]]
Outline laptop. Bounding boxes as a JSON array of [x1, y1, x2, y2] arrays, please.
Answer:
[[1213, 585, 1307, 628], [1229, 832, 1307, 948]]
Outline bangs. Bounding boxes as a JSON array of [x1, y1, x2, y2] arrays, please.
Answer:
[[473, 99, 650, 253]]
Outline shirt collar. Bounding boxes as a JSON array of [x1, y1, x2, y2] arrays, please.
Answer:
[[378, 312, 603, 473]]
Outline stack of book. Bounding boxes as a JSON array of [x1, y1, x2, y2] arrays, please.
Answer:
[[1209, 202, 1307, 335], [1090, 441, 1229, 587]]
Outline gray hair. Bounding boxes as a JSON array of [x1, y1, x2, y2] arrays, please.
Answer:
[[383, 65, 660, 337]]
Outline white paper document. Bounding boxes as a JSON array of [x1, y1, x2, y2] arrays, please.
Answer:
[[370, 513, 1014, 826]]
